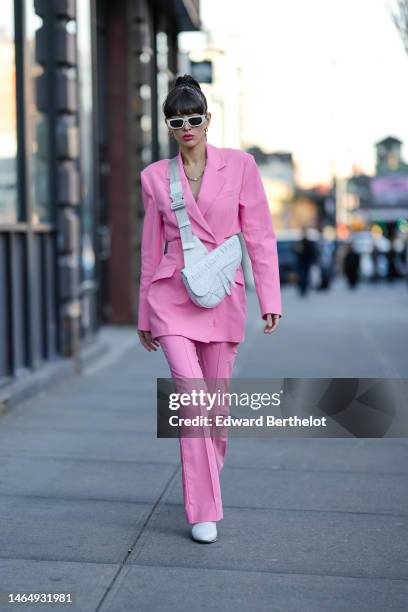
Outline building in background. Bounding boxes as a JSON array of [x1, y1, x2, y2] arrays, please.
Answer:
[[0, 0, 200, 388], [292, 184, 335, 232], [347, 135, 408, 239], [376, 136, 408, 175], [246, 146, 296, 231]]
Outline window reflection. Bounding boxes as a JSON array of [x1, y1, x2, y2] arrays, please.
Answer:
[[77, 0, 96, 285], [25, 1, 51, 223], [0, 2, 17, 224]]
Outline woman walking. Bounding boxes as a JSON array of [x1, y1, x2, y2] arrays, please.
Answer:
[[137, 74, 282, 543]]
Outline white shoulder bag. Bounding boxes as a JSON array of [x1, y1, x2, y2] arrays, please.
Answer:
[[169, 155, 243, 308]]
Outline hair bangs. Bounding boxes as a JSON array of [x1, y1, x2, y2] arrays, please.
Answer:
[[163, 87, 206, 118]]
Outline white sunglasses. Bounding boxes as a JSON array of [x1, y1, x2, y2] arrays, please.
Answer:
[[166, 114, 206, 130]]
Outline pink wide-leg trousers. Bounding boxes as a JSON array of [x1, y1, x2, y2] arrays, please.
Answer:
[[158, 335, 240, 524]]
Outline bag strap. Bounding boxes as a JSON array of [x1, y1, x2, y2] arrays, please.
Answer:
[[169, 156, 208, 265], [169, 156, 197, 251]]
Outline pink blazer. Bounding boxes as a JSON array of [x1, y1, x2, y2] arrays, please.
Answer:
[[137, 141, 282, 343]]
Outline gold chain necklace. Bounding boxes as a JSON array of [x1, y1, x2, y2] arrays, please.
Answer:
[[183, 156, 207, 182]]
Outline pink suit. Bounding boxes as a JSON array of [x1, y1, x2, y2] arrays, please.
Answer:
[[137, 141, 282, 343], [137, 141, 282, 524]]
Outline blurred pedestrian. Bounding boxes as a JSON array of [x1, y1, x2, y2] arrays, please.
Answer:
[[293, 230, 317, 296], [317, 238, 335, 290], [343, 242, 360, 289], [387, 243, 403, 282], [371, 244, 380, 283]]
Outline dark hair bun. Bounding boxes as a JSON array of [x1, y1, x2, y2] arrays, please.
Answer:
[[175, 74, 201, 91]]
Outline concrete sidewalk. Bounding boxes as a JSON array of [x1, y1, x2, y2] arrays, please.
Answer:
[[0, 280, 407, 611]]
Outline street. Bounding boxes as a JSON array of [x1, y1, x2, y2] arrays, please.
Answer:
[[240, 276, 408, 378], [0, 279, 407, 611]]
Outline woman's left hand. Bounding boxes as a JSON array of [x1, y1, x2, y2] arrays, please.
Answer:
[[263, 313, 280, 334]]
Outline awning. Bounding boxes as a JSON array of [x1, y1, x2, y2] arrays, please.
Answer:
[[160, 0, 201, 31]]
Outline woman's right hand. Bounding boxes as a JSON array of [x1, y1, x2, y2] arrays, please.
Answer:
[[137, 330, 160, 352]]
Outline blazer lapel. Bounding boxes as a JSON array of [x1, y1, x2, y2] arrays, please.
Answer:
[[167, 142, 227, 244], [190, 142, 228, 219]]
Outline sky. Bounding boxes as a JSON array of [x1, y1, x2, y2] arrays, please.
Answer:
[[181, 0, 408, 187]]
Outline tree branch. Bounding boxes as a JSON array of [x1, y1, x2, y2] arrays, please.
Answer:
[[389, 0, 408, 55]]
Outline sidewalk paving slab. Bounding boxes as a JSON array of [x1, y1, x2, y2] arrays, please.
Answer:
[[0, 560, 117, 612], [165, 463, 408, 515], [128, 502, 408, 580], [98, 564, 408, 612]]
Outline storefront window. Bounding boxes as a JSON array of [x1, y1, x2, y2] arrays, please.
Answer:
[[25, 0, 51, 223], [77, 0, 96, 333], [77, 0, 95, 280], [0, 2, 17, 224]]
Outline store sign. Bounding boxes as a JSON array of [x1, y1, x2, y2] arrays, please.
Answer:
[[371, 173, 408, 207]]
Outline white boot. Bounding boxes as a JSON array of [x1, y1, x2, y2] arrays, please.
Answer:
[[191, 521, 217, 543]]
